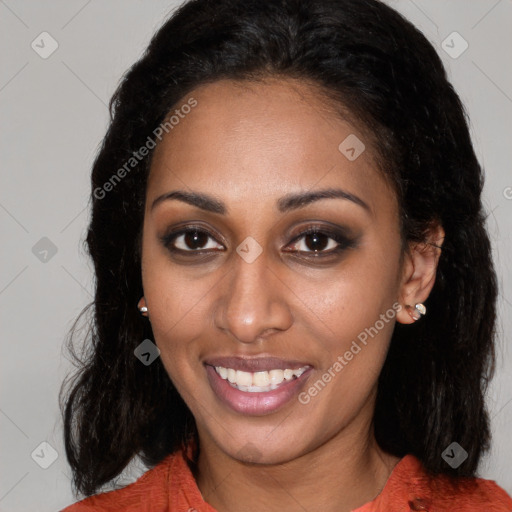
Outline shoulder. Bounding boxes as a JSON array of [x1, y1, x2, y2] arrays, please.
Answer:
[[382, 454, 512, 512], [429, 474, 512, 511], [60, 453, 176, 512]]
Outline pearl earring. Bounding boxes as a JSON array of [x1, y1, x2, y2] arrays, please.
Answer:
[[406, 303, 426, 321], [138, 298, 148, 316]]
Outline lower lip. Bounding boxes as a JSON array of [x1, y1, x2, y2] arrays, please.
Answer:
[[205, 365, 312, 416]]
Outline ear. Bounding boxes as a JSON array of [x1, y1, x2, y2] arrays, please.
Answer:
[[396, 223, 445, 325]]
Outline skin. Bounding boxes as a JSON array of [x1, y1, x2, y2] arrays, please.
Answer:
[[139, 78, 444, 512]]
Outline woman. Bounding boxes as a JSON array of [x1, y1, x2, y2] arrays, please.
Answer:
[[60, 0, 512, 510]]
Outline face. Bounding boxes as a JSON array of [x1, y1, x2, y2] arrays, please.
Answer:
[[140, 78, 406, 464]]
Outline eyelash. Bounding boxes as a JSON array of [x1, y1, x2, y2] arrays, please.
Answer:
[[160, 224, 357, 260]]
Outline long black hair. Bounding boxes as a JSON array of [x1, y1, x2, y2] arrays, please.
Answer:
[[60, 0, 498, 497]]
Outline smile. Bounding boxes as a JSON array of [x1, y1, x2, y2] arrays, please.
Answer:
[[204, 358, 313, 415], [213, 366, 309, 392]]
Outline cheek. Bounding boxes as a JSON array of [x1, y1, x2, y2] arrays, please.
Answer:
[[303, 248, 400, 397], [140, 241, 217, 375], [310, 253, 400, 345], [314, 288, 397, 382], [299, 305, 395, 431], [143, 272, 212, 361]]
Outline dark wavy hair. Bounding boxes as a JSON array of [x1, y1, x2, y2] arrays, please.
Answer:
[[60, 0, 498, 498]]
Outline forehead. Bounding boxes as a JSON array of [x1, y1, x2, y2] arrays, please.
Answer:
[[147, 78, 395, 217]]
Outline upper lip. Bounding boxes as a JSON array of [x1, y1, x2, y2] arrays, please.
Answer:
[[204, 356, 312, 372]]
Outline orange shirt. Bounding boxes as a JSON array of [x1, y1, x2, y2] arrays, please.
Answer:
[[61, 450, 512, 512]]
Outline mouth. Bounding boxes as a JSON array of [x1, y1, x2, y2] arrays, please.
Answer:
[[212, 365, 308, 392], [204, 356, 313, 415]]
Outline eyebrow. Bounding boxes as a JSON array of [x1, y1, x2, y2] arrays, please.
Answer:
[[150, 187, 370, 215]]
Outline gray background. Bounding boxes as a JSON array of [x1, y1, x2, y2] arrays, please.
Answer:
[[1, 0, 511, 510]]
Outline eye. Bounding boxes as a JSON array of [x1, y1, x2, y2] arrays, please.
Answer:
[[284, 227, 356, 257], [162, 227, 224, 253], [161, 224, 357, 259]]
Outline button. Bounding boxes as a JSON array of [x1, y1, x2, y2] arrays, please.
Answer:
[[408, 497, 429, 511]]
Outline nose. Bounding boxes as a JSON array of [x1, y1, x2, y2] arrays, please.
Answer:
[[213, 250, 293, 344]]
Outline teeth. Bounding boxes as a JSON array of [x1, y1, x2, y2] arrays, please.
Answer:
[[294, 367, 307, 378], [236, 370, 253, 387], [213, 365, 308, 392], [269, 369, 284, 385], [253, 371, 270, 387]]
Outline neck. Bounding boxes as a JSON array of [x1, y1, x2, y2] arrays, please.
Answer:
[[195, 416, 400, 512]]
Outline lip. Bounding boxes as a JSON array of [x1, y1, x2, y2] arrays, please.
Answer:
[[204, 356, 312, 372], [205, 361, 313, 416]]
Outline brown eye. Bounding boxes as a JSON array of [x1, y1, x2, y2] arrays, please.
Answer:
[[163, 228, 224, 253], [182, 230, 209, 250], [294, 232, 337, 252], [284, 226, 357, 257]]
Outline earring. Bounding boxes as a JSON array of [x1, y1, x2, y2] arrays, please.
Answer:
[[405, 303, 426, 321], [138, 297, 148, 316]]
